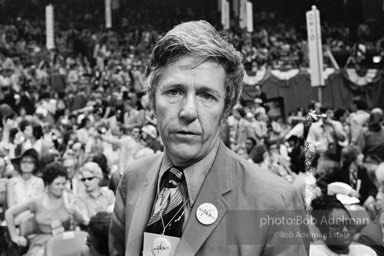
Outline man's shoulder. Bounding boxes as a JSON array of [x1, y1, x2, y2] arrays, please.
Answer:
[[221, 146, 294, 197]]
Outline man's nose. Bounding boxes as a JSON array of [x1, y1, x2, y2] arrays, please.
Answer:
[[179, 94, 197, 122]]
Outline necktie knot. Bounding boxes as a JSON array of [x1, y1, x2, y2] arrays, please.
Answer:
[[165, 167, 184, 188]]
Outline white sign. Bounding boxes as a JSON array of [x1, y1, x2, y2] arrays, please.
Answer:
[[239, 0, 247, 29], [105, 0, 112, 28], [223, 1, 230, 30], [306, 6, 324, 87], [45, 5, 55, 50], [221, 0, 226, 25], [246, 2, 253, 33]]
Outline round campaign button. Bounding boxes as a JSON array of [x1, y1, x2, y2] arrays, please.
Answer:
[[196, 203, 218, 225], [152, 237, 171, 256]]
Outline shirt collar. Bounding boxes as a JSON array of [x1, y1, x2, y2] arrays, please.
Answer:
[[158, 136, 220, 207]]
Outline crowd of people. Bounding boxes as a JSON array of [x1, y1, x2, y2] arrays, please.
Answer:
[[0, 3, 384, 256]]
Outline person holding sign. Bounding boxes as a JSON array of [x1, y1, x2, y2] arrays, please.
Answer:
[[109, 20, 309, 256]]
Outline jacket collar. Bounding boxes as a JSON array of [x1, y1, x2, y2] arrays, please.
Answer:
[[175, 140, 233, 255], [125, 141, 233, 256]]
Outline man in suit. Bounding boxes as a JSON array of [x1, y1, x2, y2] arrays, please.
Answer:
[[109, 20, 309, 256]]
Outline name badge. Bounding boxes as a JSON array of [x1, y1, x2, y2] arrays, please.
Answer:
[[143, 232, 180, 256]]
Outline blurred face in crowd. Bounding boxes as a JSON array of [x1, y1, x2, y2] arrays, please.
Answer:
[[81, 170, 100, 193], [154, 57, 226, 167], [23, 125, 33, 139], [20, 156, 35, 174], [124, 99, 134, 111], [324, 209, 354, 250], [245, 139, 255, 154], [48, 176, 66, 198], [63, 158, 77, 179], [131, 127, 141, 141]]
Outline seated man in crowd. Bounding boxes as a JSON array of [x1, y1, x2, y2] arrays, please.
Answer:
[[317, 145, 377, 207], [357, 108, 384, 183]]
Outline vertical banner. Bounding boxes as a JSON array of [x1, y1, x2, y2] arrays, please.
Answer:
[[239, 0, 247, 29], [246, 2, 253, 33], [224, 1, 230, 30], [105, 0, 112, 28], [45, 5, 55, 50], [233, 0, 239, 17], [306, 6, 324, 87], [221, 0, 226, 25]]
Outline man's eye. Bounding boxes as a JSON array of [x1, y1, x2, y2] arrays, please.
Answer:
[[200, 93, 215, 101], [167, 89, 180, 96]]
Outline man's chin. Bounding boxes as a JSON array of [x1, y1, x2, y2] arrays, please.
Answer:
[[167, 147, 202, 166]]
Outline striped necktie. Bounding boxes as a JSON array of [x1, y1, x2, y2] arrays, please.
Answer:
[[349, 166, 358, 190], [146, 167, 185, 237]]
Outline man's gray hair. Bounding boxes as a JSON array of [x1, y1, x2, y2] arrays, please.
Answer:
[[145, 20, 244, 119]]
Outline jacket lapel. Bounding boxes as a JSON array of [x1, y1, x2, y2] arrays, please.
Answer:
[[125, 154, 163, 256], [175, 142, 232, 255]]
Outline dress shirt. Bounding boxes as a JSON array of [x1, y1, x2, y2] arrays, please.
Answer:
[[154, 137, 220, 231]]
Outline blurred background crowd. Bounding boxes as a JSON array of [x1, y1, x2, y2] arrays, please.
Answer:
[[1, 0, 384, 255]]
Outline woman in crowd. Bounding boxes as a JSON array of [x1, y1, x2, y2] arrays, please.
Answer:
[[6, 148, 44, 208], [5, 162, 81, 256], [92, 152, 110, 187], [76, 162, 115, 226], [310, 195, 376, 256]]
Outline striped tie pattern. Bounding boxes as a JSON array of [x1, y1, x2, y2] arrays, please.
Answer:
[[349, 166, 358, 190], [146, 167, 185, 237]]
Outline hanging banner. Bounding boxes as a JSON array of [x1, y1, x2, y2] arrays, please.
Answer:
[[45, 5, 55, 50], [223, 1, 230, 30], [246, 2, 253, 33], [233, 0, 239, 17], [306, 5, 324, 87], [239, 0, 247, 29], [105, 0, 112, 28], [221, 0, 226, 25]]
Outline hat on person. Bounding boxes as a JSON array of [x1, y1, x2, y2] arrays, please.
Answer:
[[81, 162, 103, 179], [254, 98, 263, 104], [371, 108, 383, 120], [12, 148, 40, 171], [141, 125, 157, 139]]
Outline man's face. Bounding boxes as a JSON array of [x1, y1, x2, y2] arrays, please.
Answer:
[[63, 158, 77, 179], [155, 57, 226, 167], [245, 139, 254, 153]]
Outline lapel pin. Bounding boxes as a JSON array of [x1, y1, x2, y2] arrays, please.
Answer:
[[196, 203, 218, 225]]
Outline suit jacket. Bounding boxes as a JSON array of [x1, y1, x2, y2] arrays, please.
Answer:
[[109, 141, 309, 256]]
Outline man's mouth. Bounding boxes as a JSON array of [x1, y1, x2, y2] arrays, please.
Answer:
[[176, 130, 200, 135]]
